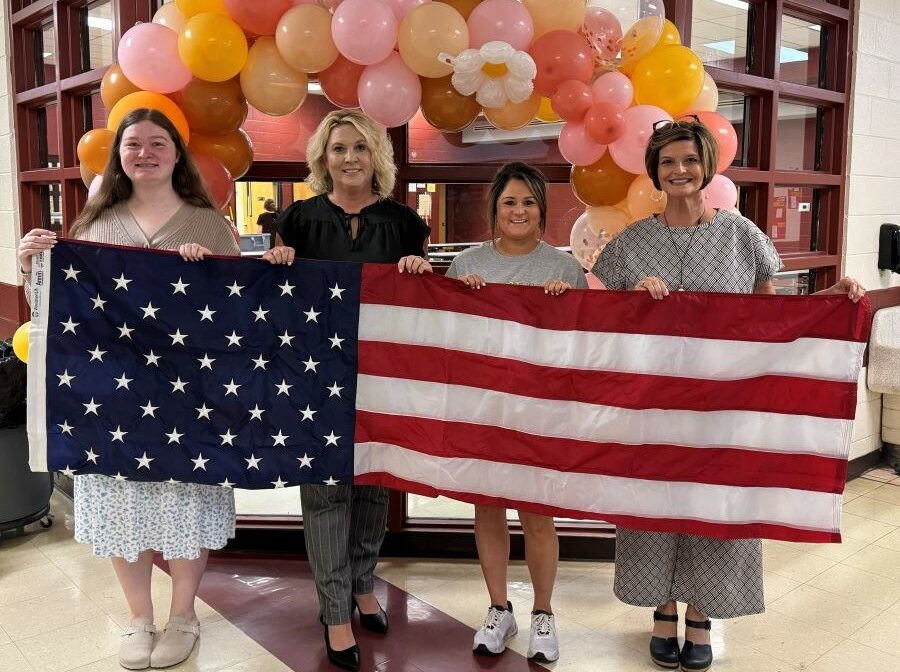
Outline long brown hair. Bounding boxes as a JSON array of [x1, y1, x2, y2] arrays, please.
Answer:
[[70, 108, 215, 238], [486, 162, 548, 244]]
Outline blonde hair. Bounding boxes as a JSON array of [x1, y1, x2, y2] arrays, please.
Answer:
[[305, 110, 397, 199], [645, 119, 719, 191]]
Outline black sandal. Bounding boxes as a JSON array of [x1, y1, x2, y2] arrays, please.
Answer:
[[650, 610, 680, 669], [680, 618, 713, 672]]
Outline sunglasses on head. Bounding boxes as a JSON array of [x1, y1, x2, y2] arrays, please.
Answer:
[[652, 114, 701, 131]]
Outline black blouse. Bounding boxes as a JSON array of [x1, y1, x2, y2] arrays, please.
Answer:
[[277, 194, 430, 263]]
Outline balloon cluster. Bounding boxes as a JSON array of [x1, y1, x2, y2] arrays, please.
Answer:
[[72, 0, 742, 259]]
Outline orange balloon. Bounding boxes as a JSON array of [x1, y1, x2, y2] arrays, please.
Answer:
[[178, 12, 248, 82], [100, 64, 141, 110], [172, 77, 247, 135], [77, 128, 115, 174], [657, 19, 681, 48], [441, 0, 481, 20], [107, 91, 191, 143], [522, 0, 586, 40], [483, 92, 541, 130], [626, 174, 668, 220], [176, 0, 225, 19], [189, 129, 253, 180], [536, 97, 560, 122], [571, 152, 635, 207], [420, 76, 481, 132], [274, 5, 339, 74], [398, 3, 469, 78]]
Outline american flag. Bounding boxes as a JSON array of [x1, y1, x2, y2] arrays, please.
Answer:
[[28, 240, 870, 542]]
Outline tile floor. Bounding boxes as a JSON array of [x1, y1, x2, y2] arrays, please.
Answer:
[[1, 468, 899, 672]]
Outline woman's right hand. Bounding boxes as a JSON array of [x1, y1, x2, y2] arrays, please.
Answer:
[[17, 228, 57, 274], [634, 276, 669, 300], [458, 273, 487, 289]]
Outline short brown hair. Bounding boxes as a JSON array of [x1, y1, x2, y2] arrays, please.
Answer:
[[645, 119, 719, 191], [486, 162, 548, 243], [305, 110, 397, 199]]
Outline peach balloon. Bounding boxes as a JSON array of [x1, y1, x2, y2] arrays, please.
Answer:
[[691, 72, 720, 112], [189, 129, 253, 180], [153, 2, 187, 32], [275, 5, 339, 73], [530, 30, 593, 97], [586, 204, 630, 238], [398, 2, 469, 78], [626, 174, 667, 220], [77, 128, 115, 174], [100, 64, 141, 110], [172, 77, 248, 135], [79, 162, 96, 189], [522, 0, 585, 40], [483, 91, 540, 130], [619, 15, 665, 70], [107, 91, 191, 143], [240, 37, 309, 116]]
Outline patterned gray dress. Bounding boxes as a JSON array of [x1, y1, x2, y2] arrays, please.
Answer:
[[591, 210, 781, 618]]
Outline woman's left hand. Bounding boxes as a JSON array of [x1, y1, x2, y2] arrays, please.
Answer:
[[263, 246, 295, 265], [824, 276, 865, 303], [398, 256, 433, 274], [179, 243, 211, 261], [544, 280, 572, 296]]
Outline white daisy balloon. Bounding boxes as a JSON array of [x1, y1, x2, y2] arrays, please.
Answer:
[[439, 41, 537, 109]]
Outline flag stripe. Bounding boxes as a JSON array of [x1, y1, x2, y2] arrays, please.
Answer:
[[353, 442, 842, 534], [355, 375, 852, 459], [358, 304, 865, 383], [26, 249, 51, 473], [360, 265, 871, 343], [354, 411, 848, 493], [357, 341, 858, 419]]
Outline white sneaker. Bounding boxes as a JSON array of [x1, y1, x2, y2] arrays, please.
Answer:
[[473, 602, 518, 656], [527, 611, 559, 663]]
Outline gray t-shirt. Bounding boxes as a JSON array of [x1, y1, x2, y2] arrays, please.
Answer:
[[446, 240, 589, 288]]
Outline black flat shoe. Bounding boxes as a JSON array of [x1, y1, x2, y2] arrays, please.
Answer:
[[650, 610, 680, 669], [680, 618, 713, 672], [353, 597, 389, 634], [321, 617, 360, 671]]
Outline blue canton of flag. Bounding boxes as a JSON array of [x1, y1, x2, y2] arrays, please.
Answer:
[[28, 240, 359, 489]]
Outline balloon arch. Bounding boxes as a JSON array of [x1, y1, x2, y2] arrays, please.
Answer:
[[76, 0, 740, 270]]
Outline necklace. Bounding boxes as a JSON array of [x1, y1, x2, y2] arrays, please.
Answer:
[[660, 212, 707, 290]]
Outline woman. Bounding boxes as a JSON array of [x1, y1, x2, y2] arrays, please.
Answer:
[[446, 162, 587, 664], [592, 118, 864, 672], [271, 109, 431, 672], [17, 108, 291, 671]]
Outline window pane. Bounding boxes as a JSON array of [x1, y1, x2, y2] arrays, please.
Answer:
[[233, 180, 313, 237], [771, 186, 818, 253], [717, 89, 747, 167], [84, 0, 114, 71], [690, 0, 751, 72], [772, 270, 814, 295], [407, 111, 565, 164], [780, 15, 824, 87], [38, 103, 60, 168], [37, 23, 56, 85], [40, 183, 63, 233], [775, 101, 821, 171]]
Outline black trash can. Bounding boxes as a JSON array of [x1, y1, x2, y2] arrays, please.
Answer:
[[0, 339, 53, 535]]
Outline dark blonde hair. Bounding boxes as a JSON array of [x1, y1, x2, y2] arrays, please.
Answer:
[[305, 110, 397, 198], [70, 108, 214, 238], [645, 119, 719, 191], [487, 162, 548, 243]]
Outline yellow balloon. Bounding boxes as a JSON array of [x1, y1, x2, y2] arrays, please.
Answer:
[[240, 37, 308, 116], [658, 19, 681, 48], [178, 12, 248, 82], [522, 0, 586, 40], [12, 321, 30, 364], [483, 92, 541, 130], [176, 0, 225, 19], [536, 97, 560, 122], [631, 45, 705, 118], [398, 3, 469, 78]]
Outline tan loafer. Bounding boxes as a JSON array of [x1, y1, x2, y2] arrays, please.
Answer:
[[119, 622, 156, 670], [149, 616, 200, 669]]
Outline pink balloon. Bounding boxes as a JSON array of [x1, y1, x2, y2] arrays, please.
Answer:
[[558, 122, 607, 167], [581, 6, 622, 65], [703, 174, 738, 209], [591, 71, 633, 112], [87, 175, 103, 200], [358, 52, 422, 127], [332, 0, 398, 65], [117, 23, 191, 94], [608, 105, 671, 174], [384, 0, 430, 22], [467, 0, 534, 51]]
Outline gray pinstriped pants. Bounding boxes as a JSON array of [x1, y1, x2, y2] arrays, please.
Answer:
[[300, 483, 389, 625]]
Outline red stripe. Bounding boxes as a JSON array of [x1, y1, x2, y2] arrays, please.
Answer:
[[360, 265, 871, 343], [354, 412, 848, 493], [357, 342, 857, 419], [353, 473, 840, 544]]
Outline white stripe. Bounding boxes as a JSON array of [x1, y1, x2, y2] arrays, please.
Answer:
[[356, 375, 852, 459], [27, 249, 51, 472], [359, 305, 865, 383], [354, 442, 841, 533]]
